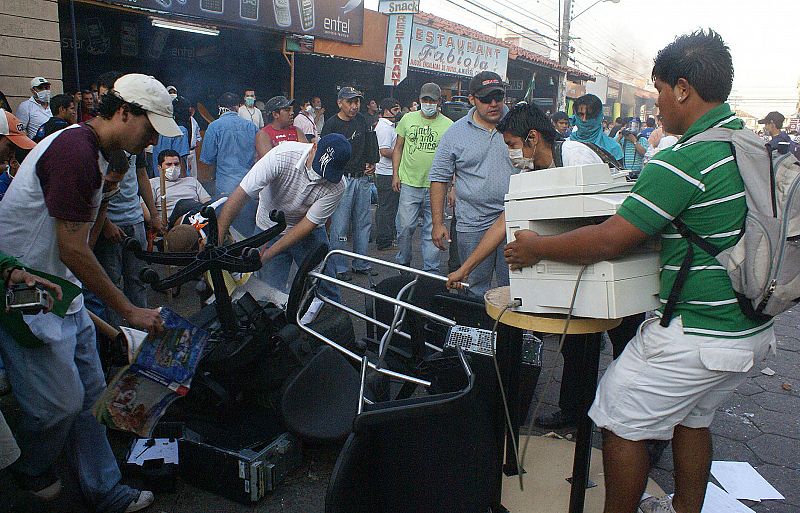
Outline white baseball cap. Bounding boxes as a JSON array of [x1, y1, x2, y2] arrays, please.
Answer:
[[31, 77, 50, 88], [113, 74, 182, 138]]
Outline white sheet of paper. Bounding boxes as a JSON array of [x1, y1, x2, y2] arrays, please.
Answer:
[[701, 483, 755, 513], [126, 438, 179, 466], [710, 461, 785, 501], [120, 327, 149, 363]]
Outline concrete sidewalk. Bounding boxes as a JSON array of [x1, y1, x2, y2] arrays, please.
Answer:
[[1, 216, 797, 512]]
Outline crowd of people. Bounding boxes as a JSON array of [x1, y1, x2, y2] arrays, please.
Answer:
[[0, 26, 793, 513]]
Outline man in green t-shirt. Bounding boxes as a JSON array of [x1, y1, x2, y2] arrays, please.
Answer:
[[392, 83, 453, 272], [503, 31, 774, 513]]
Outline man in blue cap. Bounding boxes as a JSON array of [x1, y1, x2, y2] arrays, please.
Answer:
[[216, 134, 350, 301]]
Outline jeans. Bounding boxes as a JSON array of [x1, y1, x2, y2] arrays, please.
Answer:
[[558, 313, 645, 418], [328, 176, 373, 273], [457, 227, 509, 298], [0, 309, 138, 512], [94, 222, 147, 327], [395, 184, 440, 273], [257, 225, 340, 302], [374, 174, 399, 248], [213, 191, 258, 239]]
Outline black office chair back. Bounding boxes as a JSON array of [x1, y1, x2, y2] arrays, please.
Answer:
[[325, 354, 500, 513], [281, 345, 361, 441]]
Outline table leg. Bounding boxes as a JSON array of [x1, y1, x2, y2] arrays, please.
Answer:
[[568, 333, 602, 513], [500, 325, 523, 476]]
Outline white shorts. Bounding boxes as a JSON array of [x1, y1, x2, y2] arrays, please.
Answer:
[[589, 316, 774, 441]]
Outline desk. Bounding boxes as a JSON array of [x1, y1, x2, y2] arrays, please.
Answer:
[[485, 287, 620, 513]]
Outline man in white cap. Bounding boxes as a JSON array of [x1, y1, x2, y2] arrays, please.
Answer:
[[15, 77, 52, 139], [0, 74, 180, 512]]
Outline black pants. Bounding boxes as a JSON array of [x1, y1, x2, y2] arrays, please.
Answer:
[[557, 313, 646, 418], [374, 174, 399, 249]]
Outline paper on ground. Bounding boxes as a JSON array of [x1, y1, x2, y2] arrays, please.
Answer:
[[126, 438, 179, 466], [701, 483, 754, 513], [710, 461, 784, 501]]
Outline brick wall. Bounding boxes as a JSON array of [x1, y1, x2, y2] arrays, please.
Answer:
[[0, 0, 63, 111]]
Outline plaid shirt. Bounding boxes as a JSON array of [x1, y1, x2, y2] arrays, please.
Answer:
[[239, 142, 345, 230]]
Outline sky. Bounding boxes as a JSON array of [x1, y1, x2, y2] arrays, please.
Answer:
[[366, 0, 799, 118]]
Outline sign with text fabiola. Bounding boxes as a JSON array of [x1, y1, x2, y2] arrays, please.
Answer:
[[408, 25, 509, 79]]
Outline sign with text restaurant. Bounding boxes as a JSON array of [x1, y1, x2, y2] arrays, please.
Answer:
[[384, 13, 413, 86], [408, 25, 509, 80]]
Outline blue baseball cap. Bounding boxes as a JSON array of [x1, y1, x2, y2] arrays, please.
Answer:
[[312, 134, 351, 183]]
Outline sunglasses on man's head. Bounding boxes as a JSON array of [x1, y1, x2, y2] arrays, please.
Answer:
[[476, 91, 505, 104]]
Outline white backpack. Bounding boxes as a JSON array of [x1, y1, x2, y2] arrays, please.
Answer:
[[661, 127, 800, 326]]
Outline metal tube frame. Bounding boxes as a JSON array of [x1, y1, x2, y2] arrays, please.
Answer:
[[295, 252, 470, 388]]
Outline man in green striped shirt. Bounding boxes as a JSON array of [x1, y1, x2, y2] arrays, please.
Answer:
[[504, 30, 774, 513]]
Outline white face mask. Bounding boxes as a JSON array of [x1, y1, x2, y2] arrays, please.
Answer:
[[164, 166, 181, 181], [305, 105, 314, 115], [508, 137, 536, 169], [169, 93, 178, 100], [420, 102, 437, 117], [36, 90, 51, 103]]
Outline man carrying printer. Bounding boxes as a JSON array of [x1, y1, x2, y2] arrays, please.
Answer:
[[503, 31, 774, 513], [446, 102, 646, 429]]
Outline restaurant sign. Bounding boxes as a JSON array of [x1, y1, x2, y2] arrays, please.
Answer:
[[408, 25, 508, 79]]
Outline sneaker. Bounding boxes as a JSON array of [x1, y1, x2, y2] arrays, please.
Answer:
[[534, 410, 577, 430], [125, 491, 155, 512], [13, 469, 62, 501], [336, 271, 353, 282], [352, 268, 379, 276], [638, 495, 675, 513], [0, 369, 10, 396]]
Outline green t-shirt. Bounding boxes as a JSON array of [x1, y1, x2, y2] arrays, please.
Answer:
[[617, 103, 772, 338], [395, 111, 453, 188]]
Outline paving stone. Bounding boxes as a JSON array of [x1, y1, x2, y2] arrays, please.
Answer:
[[712, 436, 763, 467], [751, 501, 799, 513], [749, 409, 800, 438], [775, 336, 800, 352], [752, 464, 800, 506], [747, 435, 800, 470], [712, 408, 763, 441], [735, 380, 766, 396], [751, 390, 800, 414]]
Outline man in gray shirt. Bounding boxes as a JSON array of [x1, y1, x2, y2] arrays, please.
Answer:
[[430, 71, 517, 297]]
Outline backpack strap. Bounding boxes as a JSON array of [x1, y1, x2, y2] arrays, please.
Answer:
[[659, 219, 721, 327], [579, 142, 623, 170], [552, 140, 564, 167]]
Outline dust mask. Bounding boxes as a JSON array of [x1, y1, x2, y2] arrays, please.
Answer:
[[245, 97, 256, 107], [36, 90, 50, 103], [420, 103, 437, 117], [164, 166, 180, 181], [509, 137, 536, 170]]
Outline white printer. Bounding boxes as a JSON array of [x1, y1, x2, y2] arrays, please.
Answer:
[[504, 163, 661, 319]]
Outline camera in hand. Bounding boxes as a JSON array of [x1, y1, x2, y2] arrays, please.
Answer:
[[6, 284, 50, 315]]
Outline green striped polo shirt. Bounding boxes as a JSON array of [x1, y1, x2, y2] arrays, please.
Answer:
[[617, 103, 772, 338]]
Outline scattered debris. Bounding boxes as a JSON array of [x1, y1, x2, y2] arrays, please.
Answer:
[[782, 383, 792, 391], [761, 367, 776, 376], [721, 406, 756, 426]]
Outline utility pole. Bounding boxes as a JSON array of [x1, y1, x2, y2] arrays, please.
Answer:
[[556, 0, 572, 112]]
